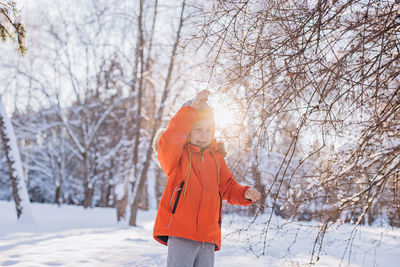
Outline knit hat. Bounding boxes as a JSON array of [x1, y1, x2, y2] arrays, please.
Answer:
[[183, 99, 214, 120], [197, 104, 215, 125], [182, 98, 216, 137]]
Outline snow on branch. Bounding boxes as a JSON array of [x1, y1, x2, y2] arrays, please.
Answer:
[[0, 0, 26, 54]]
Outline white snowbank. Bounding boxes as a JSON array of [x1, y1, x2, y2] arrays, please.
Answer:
[[0, 201, 399, 267]]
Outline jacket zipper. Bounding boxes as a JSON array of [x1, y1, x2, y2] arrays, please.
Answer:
[[167, 181, 184, 228], [196, 149, 205, 239], [172, 181, 184, 214], [218, 191, 222, 227]]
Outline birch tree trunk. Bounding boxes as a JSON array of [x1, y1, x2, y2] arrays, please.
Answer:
[[0, 95, 34, 222], [132, 0, 145, 178], [129, 0, 186, 226]]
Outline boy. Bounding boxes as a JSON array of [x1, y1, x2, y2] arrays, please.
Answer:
[[153, 90, 261, 267]]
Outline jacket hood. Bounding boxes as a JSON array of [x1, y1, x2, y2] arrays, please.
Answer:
[[152, 128, 166, 154]]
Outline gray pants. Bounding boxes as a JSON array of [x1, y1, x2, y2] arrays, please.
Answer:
[[167, 236, 215, 267]]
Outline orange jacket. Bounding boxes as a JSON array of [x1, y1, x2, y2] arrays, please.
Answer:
[[153, 106, 252, 251]]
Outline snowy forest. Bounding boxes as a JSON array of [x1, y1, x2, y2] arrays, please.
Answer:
[[1, 0, 399, 266]]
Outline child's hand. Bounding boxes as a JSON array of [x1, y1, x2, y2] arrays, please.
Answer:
[[191, 90, 210, 110], [245, 188, 261, 202]]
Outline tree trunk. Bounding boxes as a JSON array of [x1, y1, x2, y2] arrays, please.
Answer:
[[82, 151, 90, 208], [129, 0, 186, 226], [116, 179, 129, 221], [0, 95, 34, 222], [132, 0, 145, 178], [83, 183, 94, 208], [55, 153, 64, 206], [55, 185, 62, 206]]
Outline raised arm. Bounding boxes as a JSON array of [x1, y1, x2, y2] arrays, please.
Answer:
[[157, 106, 197, 175], [158, 90, 211, 175]]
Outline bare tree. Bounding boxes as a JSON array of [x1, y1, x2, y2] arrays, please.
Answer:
[[1, 0, 189, 217], [128, 0, 187, 226], [12, 108, 73, 206], [189, 0, 400, 263]]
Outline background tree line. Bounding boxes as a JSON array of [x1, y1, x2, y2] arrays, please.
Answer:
[[0, 0, 196, 226]]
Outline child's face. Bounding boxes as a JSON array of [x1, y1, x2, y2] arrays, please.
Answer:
[[189, 119, 214, 148]]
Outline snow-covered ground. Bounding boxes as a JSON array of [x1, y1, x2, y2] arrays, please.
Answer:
[[0, 201, 399, 267]]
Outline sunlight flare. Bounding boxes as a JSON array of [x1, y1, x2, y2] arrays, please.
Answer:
[[212, 103, 236, 130]]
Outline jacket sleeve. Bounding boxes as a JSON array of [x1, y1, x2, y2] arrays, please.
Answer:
[[219, 157, 253, 206], [157, 106, 198, 176]]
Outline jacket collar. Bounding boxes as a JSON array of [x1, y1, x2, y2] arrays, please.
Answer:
[[185, 139, 217, 153]]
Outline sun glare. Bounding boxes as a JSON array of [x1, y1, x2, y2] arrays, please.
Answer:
[[206, 91, 240, 136], [212, 104, 236, 131]]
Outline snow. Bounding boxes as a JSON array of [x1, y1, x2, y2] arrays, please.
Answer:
[[1, 201, 400, 267], [114, 183, 125, 201], [147, 168, 157, 211]]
